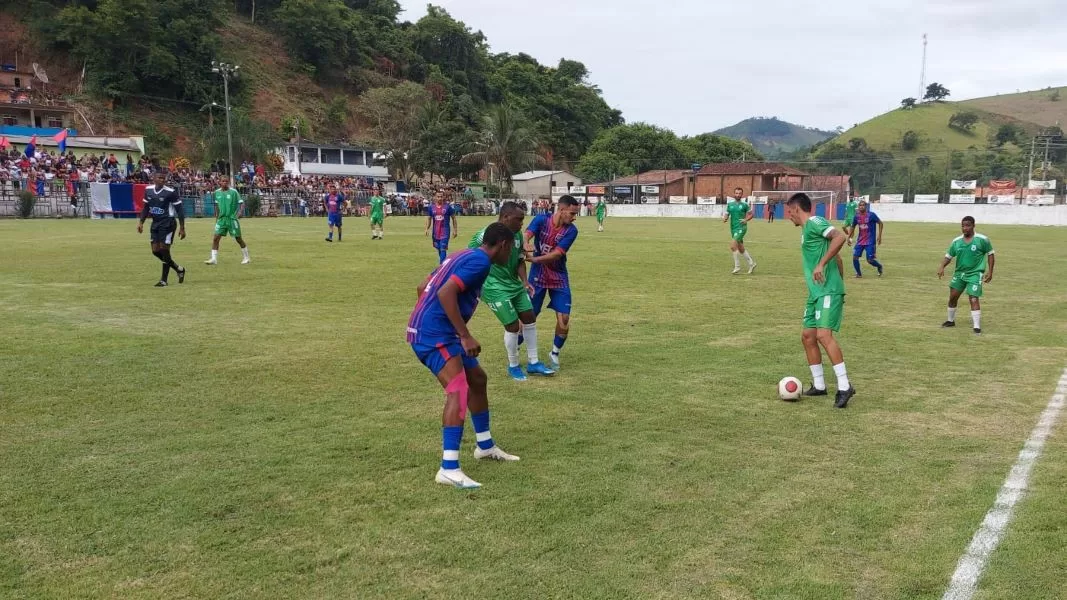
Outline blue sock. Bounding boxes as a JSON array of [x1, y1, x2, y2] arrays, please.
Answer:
[[337, 230, 342, 241], [552, 335, 566, 352], [438, 249, 447, 263], [327, 231, 333, 239], [869, 259, 883, 273], [470, 411, 494, 450], [441, 425, 463, 470], [852, 258, 862, 276]]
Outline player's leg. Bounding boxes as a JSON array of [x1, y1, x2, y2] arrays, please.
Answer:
[[466, 364, 519, 462], [812, 295, 853, 407], [801, 298, 828, 395], [336, 221, 342, 242], [429, 355, 480, 488], [865, 244, 883, 276], [546, 289, 571, 369], [852, 244, 864, 277], [150, 239, 170, 286], [944, 280, 965, 326], [738, 238, 756, 273], [517, 292, 553, 375], [156, 226, 183, 285], [487, 290, 526, 380], [326, 214, 335, 241], [437, 239, 448, 264], [729, 237, 741, 273], [966, 277, 983, 334]]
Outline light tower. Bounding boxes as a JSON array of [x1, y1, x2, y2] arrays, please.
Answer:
[[918, 34, 928, 102], [211, 61, 240, 184]]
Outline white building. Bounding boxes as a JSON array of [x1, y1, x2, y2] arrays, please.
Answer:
[[510, 170, 582, 198], [280, 141, 390, 179]]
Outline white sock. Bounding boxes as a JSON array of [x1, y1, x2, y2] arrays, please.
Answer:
[[210, 249, 218, 260], [732, 251, 741, 268], [947, 307, 957, 322], [504, 331, 520, 367], [522, 323, 540, 364], [809, 364, 826, 390], [242, 247, 250, 259], [743, 250, 754, 265], [971, 310, 981, 329], [551, 345, 561, 356], [833, 362, 850, 391]]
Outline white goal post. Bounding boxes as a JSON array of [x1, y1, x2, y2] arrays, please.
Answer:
[[750, 190, 839, 217]]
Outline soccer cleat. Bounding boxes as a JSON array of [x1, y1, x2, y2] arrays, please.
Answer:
[[526, 362, 556, 377], [241, 257, 251, 265], [731, 267, 741, 275], [803, 386, 828, 397], [154, 280, 168, 287], [747, 262, 757, 274], [941, 320, 956, 328], [204, 258, 217, 265], [435, 468, 482, 489], [877, 266, 884, 277], [974, 328, 982, 335], [549, 353, 560, 371], [325, 237, 333, 242], [177, 267, 186, 284], [507, 366, 528, 381], [474, 445, 520, 461], [834, 386, 856, 409], [853, 274, 863, 278]]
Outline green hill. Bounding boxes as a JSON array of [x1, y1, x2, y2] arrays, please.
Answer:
[[962, 86, 1067, 128], [714, 117, 835, 157]]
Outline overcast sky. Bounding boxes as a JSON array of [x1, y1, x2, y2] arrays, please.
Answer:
[[398, 0, 1067, 135]]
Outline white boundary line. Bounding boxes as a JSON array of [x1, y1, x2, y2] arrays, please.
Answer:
[[942, 367, 1067, 600]]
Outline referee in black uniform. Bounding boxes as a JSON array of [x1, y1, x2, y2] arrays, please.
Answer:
[[137, 171, 186, 287]]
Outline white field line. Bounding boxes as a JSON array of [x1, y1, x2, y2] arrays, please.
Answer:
[[942, 368, 1067, 600]]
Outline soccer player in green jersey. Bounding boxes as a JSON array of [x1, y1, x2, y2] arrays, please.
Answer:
[[842, 194, 859, 236], [937, 216, 995, 335], [205, 175, 250, 265], [369, 193, 387, 239], [595, 198, 607, 232], [722, 187, 756, 274], [786, 193, 856, 409], [469, 201, 555, 380]]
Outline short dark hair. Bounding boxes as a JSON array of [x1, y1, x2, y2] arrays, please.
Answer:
[[558, 195, 579, 207], [481, 222, 513, 247], [962, 216, 975, 225], [734, 187, 744, 193], [786, 193, 812, 212], [500, 201, 524, 216]]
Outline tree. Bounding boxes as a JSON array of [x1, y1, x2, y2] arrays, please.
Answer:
[[901, 97, 917, 110], [916, 155, 932, 170], [680, 133, 762, 164], [948, 111, 979, 132], [409, 5, 490, 99], [993, 123, 1024, 147], [461, 104, 540, 191], [356, 82, 432, 181], [409, 102, 477, 182], [901, 130, 920, 151], [200, 110, 282, 164], [924, 83, 950, 101], [576, 123, 688, 179]]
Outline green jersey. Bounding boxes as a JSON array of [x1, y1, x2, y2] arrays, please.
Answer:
[[726, 200, 750, 230], [596, 201, 606, 219], [946, 233, 994, 277], [800, 216, 845, 298], [843, 200, 858, 223], [214, 188, 243, 219], [369, 195, 386, 219], [469, 226, 524, 294]]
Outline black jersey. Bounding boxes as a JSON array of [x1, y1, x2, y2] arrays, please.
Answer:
[[143, 185, 183, 226]]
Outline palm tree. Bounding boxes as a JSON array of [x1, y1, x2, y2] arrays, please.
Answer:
[[462, 104, 539, 193]]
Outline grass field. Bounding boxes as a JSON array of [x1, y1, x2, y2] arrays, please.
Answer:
[[2, 215, 1066, 599]]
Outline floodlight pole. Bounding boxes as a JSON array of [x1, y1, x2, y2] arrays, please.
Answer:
[[212, 61, 239, 185]]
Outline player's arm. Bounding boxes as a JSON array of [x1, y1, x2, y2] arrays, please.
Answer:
[[436, 278, 480, 356], [812, 227, 847, 283], [845, 217, 856, 245], [517, 259, 534, 295], [876, 219, 884, 245], [744, 206, 754, 222], [984, 245, 995, 283], [416, 273, 432, 299], [425, 213, 432, 236], [173, 196, 186, 239], [937, 249, 954, 279], [137, 201, 150, 233], [450, 212, 458, 238], [527, 228, 576, 264]]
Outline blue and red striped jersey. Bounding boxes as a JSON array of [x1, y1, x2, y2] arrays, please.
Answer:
[[527, 214, 578, 289], [406, 249, 491, 344]]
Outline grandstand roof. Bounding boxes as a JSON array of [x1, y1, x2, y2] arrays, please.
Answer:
[[512, 170, 567, 181], [697, 162, 810, 177]]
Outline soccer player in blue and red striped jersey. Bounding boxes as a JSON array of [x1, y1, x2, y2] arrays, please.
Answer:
[[525, 195, 580, 370], [846, 200, 884, 277], [323, 185, 347, 242], [407, 222, 519, 490], [425, 190, 458, 263]]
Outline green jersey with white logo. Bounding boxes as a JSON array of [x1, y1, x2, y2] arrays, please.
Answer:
[[369, 196, 386, 220], [801, 216, 845, 298], [946, 233, 994, 277], [214, 188, 243, 219], [469, 226, 524, 295], [726, 200, 750, 230]]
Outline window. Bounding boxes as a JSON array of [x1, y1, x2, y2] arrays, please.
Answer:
[[566, 181, 574, 188], [300, 147, 319, 163], [550, 180, 556, 187], [287, 146, 295, 161], [13, 77, 20, 88], [342, 150, 365, 165], [321, 148, 341, 164], [2, 115, 15, 126], [47, 117, 63, 128]]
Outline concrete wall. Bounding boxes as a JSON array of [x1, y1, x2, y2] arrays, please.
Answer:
[[605, 202, 1067, 225]]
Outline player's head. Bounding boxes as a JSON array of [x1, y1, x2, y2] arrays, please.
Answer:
[[497, 201, 525, 233], [733, 187, 744, 200], [961, 216, 975, 236], [785, 193, 812, 225], [857, 200, 868, 214], [556, 195, 580, 224], [481, 222, 515, 265], [433, 190, 445, 205], [218, 175, 229, 189], [152, 171, 166, 186]]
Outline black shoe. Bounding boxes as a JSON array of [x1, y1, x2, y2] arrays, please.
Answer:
[[177, 267, 186, 284], [941, 320, 956, 328], [804, 386, 828, 397], [154, 281, 168, 287], [325, 237, 332, 242], [974, 328, 981, 335], [834, 387, 856, 408]]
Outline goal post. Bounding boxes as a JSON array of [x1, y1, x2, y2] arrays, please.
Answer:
[[750, 191, 838, 220]]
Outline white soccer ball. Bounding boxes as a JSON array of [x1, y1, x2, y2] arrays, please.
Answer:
[[778, 376, 803, 401]]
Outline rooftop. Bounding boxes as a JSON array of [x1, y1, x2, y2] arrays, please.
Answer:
[[512, 170, 567, 181], [697, 162, 810, 177], [608, 170, 690, 185]]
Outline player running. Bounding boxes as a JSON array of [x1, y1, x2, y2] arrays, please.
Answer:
[[845, 200, 883, 277], [407, 222, 520, 489], [937, 216, 995, 335], [426, 189, 458, 263], [137, 172, 186, 287], [369, 191, 387, 240], [205, 176, 250, 265], [785, 193, 855, 409], [842, 194, 859, 236], [469, 201, 555, 381], [723, 187, 756, 274], [323, 185, 347, 242], [595, 197, 607, 232], [525, 195, 580, 371]]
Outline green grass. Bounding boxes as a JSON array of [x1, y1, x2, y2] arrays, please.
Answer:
[[962, 86, 1067, 129], [831, 103, 1011, 159], [1, 215, 1066, 599]]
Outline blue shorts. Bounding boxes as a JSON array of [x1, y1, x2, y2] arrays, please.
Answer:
[[433, 238, 449, 251], [531, 286, 572, 316], [411, 341, 479, 377], [853, 243, 876, 259], [328, 213, 343, 227]]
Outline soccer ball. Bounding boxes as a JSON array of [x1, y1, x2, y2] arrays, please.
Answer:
[[778, 376, 802, 401]]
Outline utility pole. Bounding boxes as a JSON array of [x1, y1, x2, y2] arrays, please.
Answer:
[[1043, 136, 1051, 180], [919, 34, 928, 102], [211, 61, 239, 185], [1027, 137, 1036, 185]]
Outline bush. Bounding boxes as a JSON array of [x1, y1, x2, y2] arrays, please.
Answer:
[[17, 190, 36, 218], [901, 130, 920, 151], [245, 194, 263, 217]]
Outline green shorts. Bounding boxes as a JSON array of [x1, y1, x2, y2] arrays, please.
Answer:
[[483, 287, 533, 326], [803, 294, 845, 332], [731, 226, 747, 243], [950, 273, 983, 298], [370, 215, 384, 226], [214, 217, 242, 238]]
